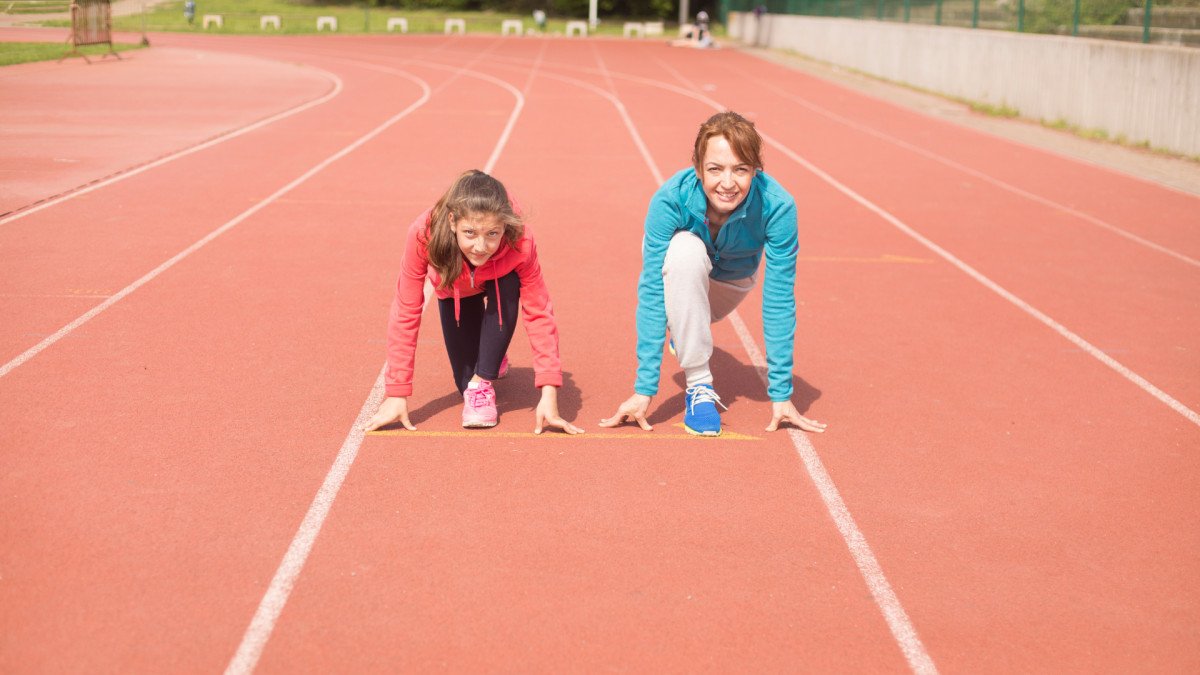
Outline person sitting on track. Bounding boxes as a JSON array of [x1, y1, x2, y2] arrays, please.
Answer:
[[600, 111, 827, 437], [365, 169, 583, 435]]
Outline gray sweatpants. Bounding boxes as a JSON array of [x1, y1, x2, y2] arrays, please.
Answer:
[[663, 231, 756, 389]]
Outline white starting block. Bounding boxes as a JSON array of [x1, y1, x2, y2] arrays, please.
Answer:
[[622, 21, 644, 38], [501, 19, 522, 35], [444, 18, 465, 34], [643, 21, 664, 36], [565, 20, 588, 37], [201, 14, 222, 29], [386, 17, 408, 33], [317, 16, 337, 31], [260, 15, 280, 31]]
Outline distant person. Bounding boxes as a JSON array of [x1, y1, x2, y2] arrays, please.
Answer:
[[365, 170, 582, 435], [184, 0, 196, 25], [600, 112, 827, 437], [754, 4, 767, 19], [533, 8, 547, 32], [695, 9, 713, 47]]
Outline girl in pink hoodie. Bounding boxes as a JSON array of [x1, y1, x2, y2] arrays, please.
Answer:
[[365, 170, 583, 435]]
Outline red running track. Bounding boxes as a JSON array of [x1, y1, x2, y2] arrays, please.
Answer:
[[0, 28, 1197, 673]]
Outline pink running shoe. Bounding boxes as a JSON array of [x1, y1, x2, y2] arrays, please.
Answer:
[[462, 380, 498, 428], [497, 354, 509, 379]]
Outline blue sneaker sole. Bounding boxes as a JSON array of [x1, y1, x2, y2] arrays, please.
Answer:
[[684, 424, 722, 437]]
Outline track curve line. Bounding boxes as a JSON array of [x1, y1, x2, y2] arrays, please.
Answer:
[[0, 59, 345, 227], [0, 71, 432, 382]]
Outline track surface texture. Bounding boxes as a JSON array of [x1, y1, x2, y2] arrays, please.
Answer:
[[1, 28, 1197, 674]]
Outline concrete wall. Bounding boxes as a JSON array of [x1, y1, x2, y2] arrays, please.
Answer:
[[728, 13, 1200, 157]]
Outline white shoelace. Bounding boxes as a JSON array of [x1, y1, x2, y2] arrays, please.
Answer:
[[685, 385, 728, 413]]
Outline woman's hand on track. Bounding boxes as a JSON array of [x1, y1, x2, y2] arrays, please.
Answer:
[[766, 400, 826, 433], [598, 393, 654, 431], [364, 396, 416, 432], [535, 386, 584, 435]]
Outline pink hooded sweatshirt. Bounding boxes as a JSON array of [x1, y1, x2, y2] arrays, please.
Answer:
[[384, 207, 562, 398]]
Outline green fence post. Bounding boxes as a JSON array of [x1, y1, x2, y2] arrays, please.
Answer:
[[1072, 0, 1080, 35], [936, 0, 942, 24], [972, 0, 979, 27], [877, 0, 884, 20], [1017, 0, 1024, 31], [856, 0, 863, 18], [1142, 0, 1152, 43], [903, 0, 910, 21]]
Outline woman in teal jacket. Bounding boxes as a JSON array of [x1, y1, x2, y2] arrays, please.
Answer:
[[600, 111, 826, 437]]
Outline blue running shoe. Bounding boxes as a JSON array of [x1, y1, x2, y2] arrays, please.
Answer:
[[684, 384, 726, 436]]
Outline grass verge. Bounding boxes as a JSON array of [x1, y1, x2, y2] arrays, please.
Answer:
[[0, 41, 143, 67], [25, 0, 683, 37]]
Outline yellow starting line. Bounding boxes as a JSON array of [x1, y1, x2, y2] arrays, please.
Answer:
[[367, 424, 761, 441]]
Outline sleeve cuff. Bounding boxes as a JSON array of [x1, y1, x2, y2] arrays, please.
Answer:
[[534, 372, 564, 389]]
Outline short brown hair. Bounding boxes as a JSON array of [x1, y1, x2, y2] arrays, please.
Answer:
[[692, 111, 763, 170]]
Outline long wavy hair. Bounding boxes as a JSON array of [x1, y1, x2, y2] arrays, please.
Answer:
[[424, 170, 524, 291]]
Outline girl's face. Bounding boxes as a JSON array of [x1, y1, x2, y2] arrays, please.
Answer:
[[700, 135, 754, 224], [452, 211, 505, 267]]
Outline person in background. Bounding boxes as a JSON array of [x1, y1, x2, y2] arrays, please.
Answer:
[[184, 0, 196, 25]]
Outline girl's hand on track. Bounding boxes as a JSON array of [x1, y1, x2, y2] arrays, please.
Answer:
[[535, 386, 584, 435], [364, 396, 416, 432], [766, 400, 827, 433], [599, 393, 653, 431]]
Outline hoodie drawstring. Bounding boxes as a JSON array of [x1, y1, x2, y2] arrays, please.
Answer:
[[453, 257, 502, 329], [453, 287, 461, 327], [492, 259, 503, 328]]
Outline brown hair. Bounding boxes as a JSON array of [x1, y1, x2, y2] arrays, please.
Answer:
[[424, 170, 524, 291], [691, 111, 764, 170]]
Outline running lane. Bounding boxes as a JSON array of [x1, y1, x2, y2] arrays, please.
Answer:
[[605, 42, 1200, 672], [0, 33, 513, 671]]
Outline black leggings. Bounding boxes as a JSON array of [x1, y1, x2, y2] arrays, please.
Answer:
[[437, 271, 520, 394]]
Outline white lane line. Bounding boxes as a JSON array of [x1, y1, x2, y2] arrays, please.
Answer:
[[0, 72, 431, 381], [529, 69, 664, 186], [224, 47, 536, 675], [760, 135, 1200, 428], [1, 65, 344, 227], [734, 68, 1200, 269], [589, 60, 1200, 429], [728, 314, 938, 675], [223, 365, 388, 675], [633, 55, 939, 675]]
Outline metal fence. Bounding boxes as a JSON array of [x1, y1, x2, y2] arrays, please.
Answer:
[[720, 0, 1200, 46]]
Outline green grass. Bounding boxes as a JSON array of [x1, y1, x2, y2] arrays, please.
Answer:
[[966, 100, 1020, 118], [30, 0, 682, 37], [0, 41, 142, 66], [2, 0, 71, 14]]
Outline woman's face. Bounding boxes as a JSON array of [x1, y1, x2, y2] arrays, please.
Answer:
[[699, 135, 754, 224], [453, 211, 505, 267]]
